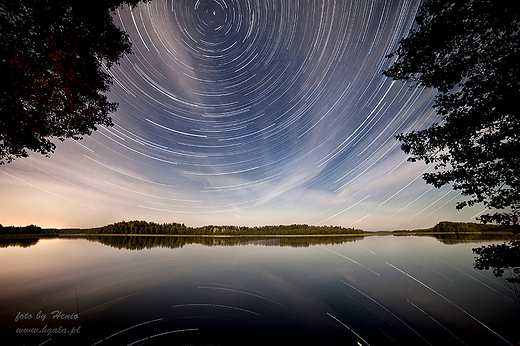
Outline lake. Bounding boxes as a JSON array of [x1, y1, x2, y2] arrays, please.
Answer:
[[0, 235, 518, 345]]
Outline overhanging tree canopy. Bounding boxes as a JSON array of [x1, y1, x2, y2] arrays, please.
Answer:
[[0, 0, 146, 163], [383, 0, 520, 226]]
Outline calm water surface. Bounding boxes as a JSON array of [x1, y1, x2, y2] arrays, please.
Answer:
[[0, 235, 518, 345]]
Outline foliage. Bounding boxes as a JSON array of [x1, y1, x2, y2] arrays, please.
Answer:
[[86, 220, 363, 236], [383, 0, 520, 226], [0, 0, 147, 163]]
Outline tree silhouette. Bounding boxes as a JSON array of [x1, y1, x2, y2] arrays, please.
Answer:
[[383, 0, 519, 227], [0, 0, 147, 163]]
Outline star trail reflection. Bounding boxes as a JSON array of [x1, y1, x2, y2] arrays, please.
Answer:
[[1, 236, 518, 345], [0, 0, 484, 229]]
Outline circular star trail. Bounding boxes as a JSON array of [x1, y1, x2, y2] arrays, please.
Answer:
[[0, 0, 485, 230]]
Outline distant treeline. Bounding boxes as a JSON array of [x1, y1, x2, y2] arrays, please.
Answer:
[[86, 220, 363, 236], [432, 221, 501, 232], [0, 224, 43, 235], [0, 224, 82, 235], [398, 221, 516, 233]]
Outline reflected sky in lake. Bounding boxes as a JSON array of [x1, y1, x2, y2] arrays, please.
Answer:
[[1, 236, 518, 345]]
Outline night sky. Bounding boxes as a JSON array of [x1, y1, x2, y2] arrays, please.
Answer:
[[0, 0, 485, 230]]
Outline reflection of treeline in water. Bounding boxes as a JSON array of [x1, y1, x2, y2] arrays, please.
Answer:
[[86, 221, 363, 236], [0, 235, 62, 248], [86, 235, 363, 250], [0, 237, 41, 248], [430, 233, 520, 245], [250, 236, 363, 248]]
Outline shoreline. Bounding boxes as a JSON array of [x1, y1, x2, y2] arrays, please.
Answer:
[[2, 231, 517, 239]]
